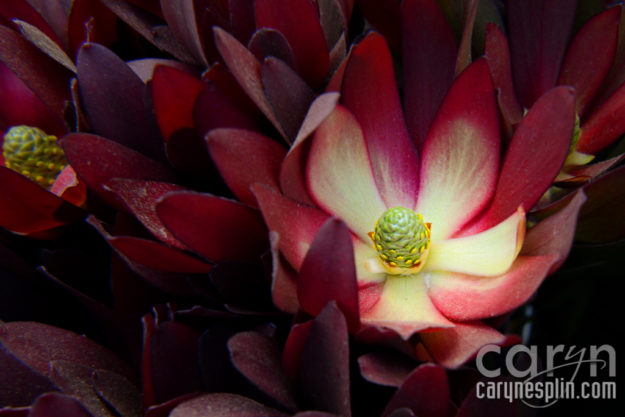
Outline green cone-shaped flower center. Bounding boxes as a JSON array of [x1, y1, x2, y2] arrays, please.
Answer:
[[370, 206, 431, 274], [3, 125, 67, 187]]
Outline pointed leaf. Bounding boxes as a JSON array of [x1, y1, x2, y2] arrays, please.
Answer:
[[298, 302, 351, 417], [578, 80, 625, 153], [484, 23, 522, 128], [248, 28, 297, 70], [508, 0, 577, 108], [152, 65, 204, 141], [279, 92, 340, 205], [207, 128, 287, 207], [228, 332, 297, 412], [0, 26, 70, 121], [253, 184, 329, 269], [156, 191, 268, 262], [77, 42, 165, 161], [159, 0, 208, 65], [342, 32, 419, 209], [465, 86, 575, 233], [558, 7, 620, 115], [382, 364, 449, 417], [214, 27, 286, 139], [575, 166, 625, 242], [298, 218, 360, 332], [357, 352, 415, 388], [402, 0, 458, 147], [0, 166, 85, 235], [255, 0, 330, 86], [263, 57, 316, 140], [61, 133, 177, 208]]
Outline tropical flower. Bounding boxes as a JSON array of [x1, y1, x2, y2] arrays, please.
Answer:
[[237, 31, 587, 368]]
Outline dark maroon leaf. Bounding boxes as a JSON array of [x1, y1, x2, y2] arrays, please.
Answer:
[[77, 42, 165, 162], [151, 64, 204, 141], [456, 379, 518, 417], [30, 392, 94, 417], [298, 218, 359, 332], [149, 321, 203, 404], [99, 0, 195, 63], [103, 178, 187, 248], [248, 28, 297, 70], [228, 332, 297, 412], [169, 393, 288, 417], [358, 351, 416, 387], [0, 26, 71, 121], [576, 164, 625, 242], [402, 0, 458, 148], [48, 360, 115, 417], [92, 369, 142, 417], [156, 191, 268, 262], [381, 364, 449, 417], [0, 321, 131, 380], [0, 166, 85, 235], [298, 302, 351, 417], [386, 409, 416, 417], [263, 57, 316, 141], [508, 0, 577, 108], [282, 320, 313, 384], [0, 340, 59, 407], [61, 133, 177, 209], [255, 0, 330, 86]]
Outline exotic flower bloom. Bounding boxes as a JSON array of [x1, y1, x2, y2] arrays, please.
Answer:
[[243, 32, 586, 367]]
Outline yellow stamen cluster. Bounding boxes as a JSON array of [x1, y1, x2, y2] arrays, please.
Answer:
[[368, 206, 431, 275], [3, 125, 67, 188]]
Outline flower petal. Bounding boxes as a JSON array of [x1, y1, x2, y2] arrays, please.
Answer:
[[463, 86, 575, 234], [353, 238, 387, 285], [360, 274, 455, 340], [342, 32, 419, 209], [206, 128, 286, 208], [252, 184, 329, 270], [402, 0, 458, 147], [306, 105, 387, 240], [417, 321, 505, 368], [416, 59, 500, 241], [558, 7, 620, 116], [298, 218, 360, 332], [427, 255, 557, 322], [156, 191, 268, 262], [280, 92, 340, 205], [426, 207, 525, 277]]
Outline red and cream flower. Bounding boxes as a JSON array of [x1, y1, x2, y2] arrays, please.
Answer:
[[229, 32, 587, 367]]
